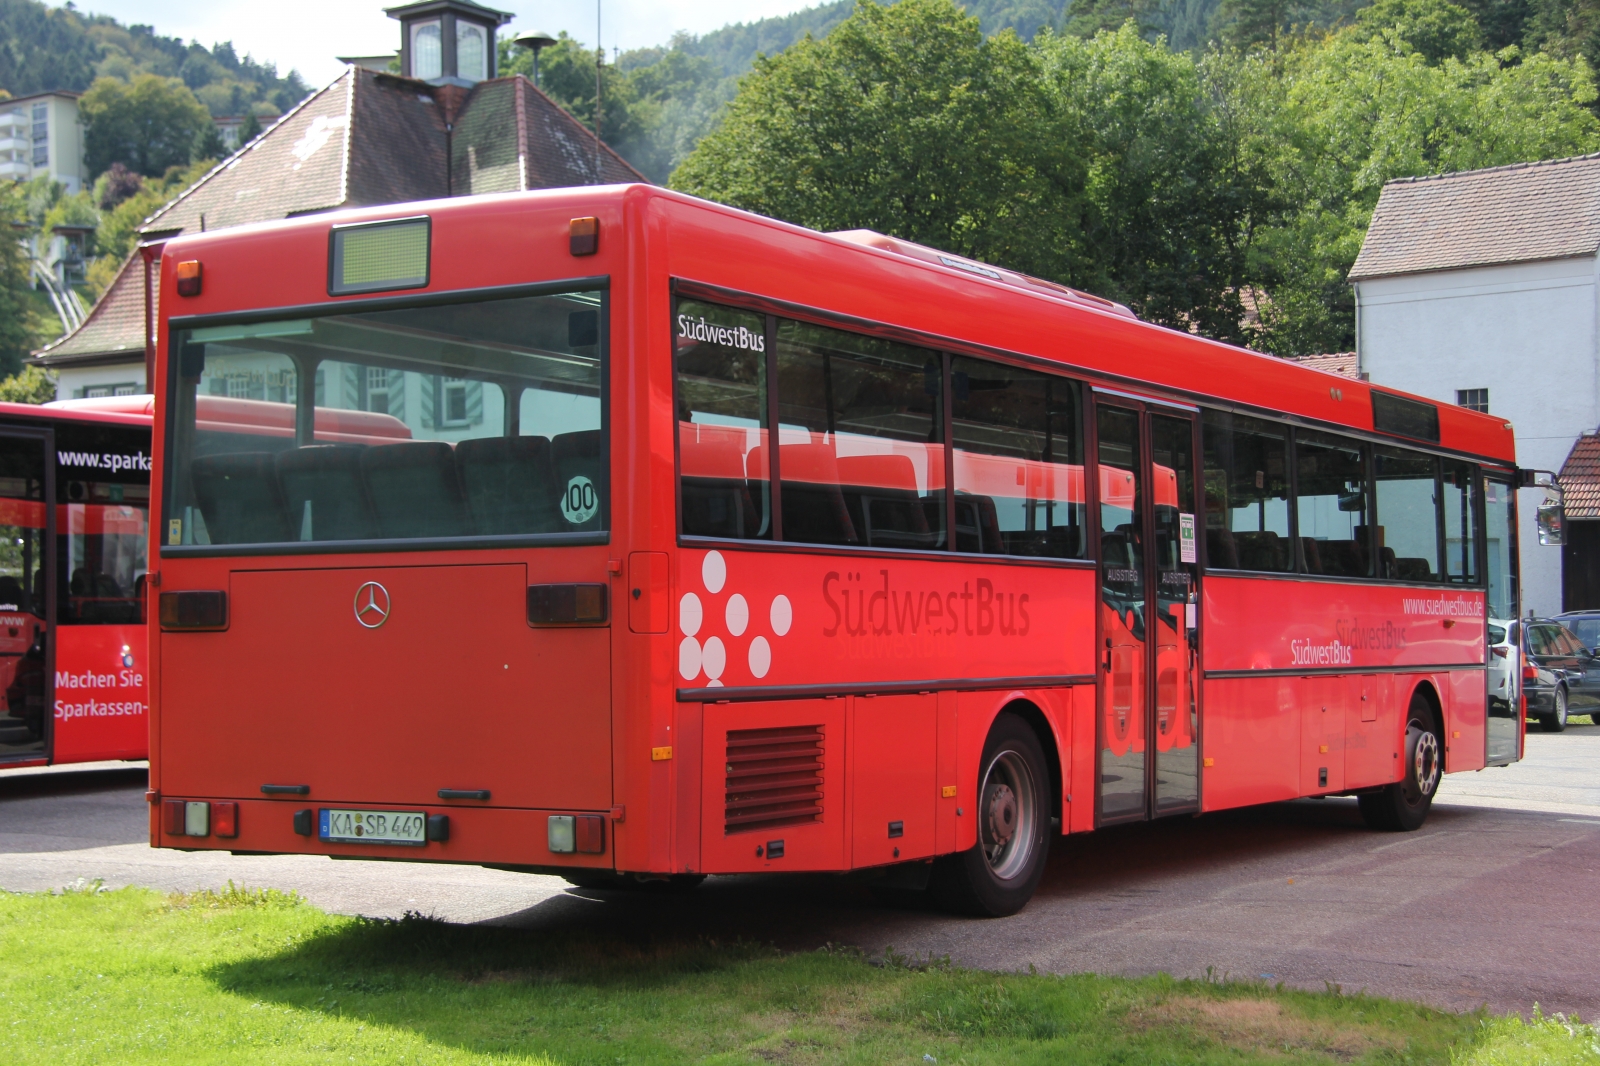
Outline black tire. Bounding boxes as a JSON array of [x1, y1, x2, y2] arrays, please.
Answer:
[[930, 712, 1051, 917], [1543, 687, 1569, 732], [1359, 690, 1442, 832]]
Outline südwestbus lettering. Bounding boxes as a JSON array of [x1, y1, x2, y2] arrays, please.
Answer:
[[1290, 639, 1354, 666], [677, 315, 765, 352], [1333, 618, 1408, 652], [822, 570, 1031, 637]]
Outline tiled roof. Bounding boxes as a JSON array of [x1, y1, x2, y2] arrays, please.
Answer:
[[1560, 433, 1600, 519], [143, 71, 355, 236], [1287, 351, 1359, 378], [36, 68, 647, 369], [1349, 154, 1600, 280], [33, 253, 152, 365]]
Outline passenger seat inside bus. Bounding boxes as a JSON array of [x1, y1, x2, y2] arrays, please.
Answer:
[[836, 454, 936, 549], [766, 442, 858, 545], [276, 445, 376, 541], [552, 430, 603, 531], [190, 452, 292, 544], [952, 493, 1003, 554], [456, 435, 561, 536], [677, 429, 760, 539], [362, 441, 470, 539], [1233, 530, 1289, 571]]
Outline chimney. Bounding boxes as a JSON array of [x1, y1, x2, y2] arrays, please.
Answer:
[[385, 0, 514, 87]]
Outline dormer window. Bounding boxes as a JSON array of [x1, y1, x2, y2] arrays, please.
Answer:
[[388, 0, 511, 85], [411, 20, 442, 80], [456, 22, 486, 82]]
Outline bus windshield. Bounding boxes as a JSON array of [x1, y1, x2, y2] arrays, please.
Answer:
[[164, 288, 606, 550]]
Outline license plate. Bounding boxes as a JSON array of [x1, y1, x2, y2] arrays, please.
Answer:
[[319, 808, 426, 846]]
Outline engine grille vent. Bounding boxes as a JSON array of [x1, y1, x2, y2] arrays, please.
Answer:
[[724, 724, 824, 835]]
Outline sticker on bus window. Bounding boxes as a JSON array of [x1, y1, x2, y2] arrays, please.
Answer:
[[168, 518, 181, 546], [1179, 513, 1196, 563], [560, 476, 598, 525]]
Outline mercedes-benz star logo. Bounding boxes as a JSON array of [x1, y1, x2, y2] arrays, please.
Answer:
[[354, 581, 391, 629]]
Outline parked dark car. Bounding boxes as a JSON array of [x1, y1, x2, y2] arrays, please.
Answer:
[[1523, 618, 1600, 731]]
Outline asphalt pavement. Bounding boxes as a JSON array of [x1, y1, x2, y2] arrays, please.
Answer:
[[3, 721, 1597, 1017]]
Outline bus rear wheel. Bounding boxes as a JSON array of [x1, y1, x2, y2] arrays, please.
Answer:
[[931, 713, 1051, 917], [1358, 691, 1441, 832]]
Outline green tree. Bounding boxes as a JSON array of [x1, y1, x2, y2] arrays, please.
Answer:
[[192, 121, 227, 163], [80, 73, 211, 177], [674, 0, 1073, 280], [0, 365, 57, 403], [237, 111, 262, 145], [1214, 18, 1600, 353], [1062, 0, 1163, 39], [1349, 0, 1485, 60], [0, 184, 44, 378], [502, 33, 642, 146]]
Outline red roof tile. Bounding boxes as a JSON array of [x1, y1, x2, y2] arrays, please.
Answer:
[[1561, 433, 1600, 519], [36, 68, 647, 369], [1350, 154, 1600, 281], [1286, 352, 1359, 378]]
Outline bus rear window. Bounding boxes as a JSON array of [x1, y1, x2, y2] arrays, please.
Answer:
[[165, 289, 605, 550]]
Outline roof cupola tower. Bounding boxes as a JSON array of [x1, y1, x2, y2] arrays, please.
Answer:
[[386, 0, 513, 86]]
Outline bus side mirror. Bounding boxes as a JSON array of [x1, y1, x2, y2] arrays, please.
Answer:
[[1537, 496, 1566, 546]]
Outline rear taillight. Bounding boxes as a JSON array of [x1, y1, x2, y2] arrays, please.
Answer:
[[1524, 663, 1538, 681], [163, 799, 211, 836], [212, 802, 238, 838], [527, 584, 607, 625], [1492, 646, 1508, 658], [159, 590, 227, 630]]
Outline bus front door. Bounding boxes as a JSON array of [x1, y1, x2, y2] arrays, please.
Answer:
[[0, 430, 52, 765], [1095, 402, 1200, 824]]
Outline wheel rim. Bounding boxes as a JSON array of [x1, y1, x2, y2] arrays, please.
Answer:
[[1403, 718, 1441, 804], [980, 749, 1037, 881], [1556, 688, 1569, 726]]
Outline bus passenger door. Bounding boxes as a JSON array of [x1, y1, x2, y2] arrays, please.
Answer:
[[1095, 403, 1200, 825], [1149, 413, 1199, 816], [0, 430, 51, 764], [1095, 404, 1146, 823]]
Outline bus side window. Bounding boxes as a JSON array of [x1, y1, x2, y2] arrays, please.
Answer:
[[1373, 446, 1442, 583], [949, 355, 1084, 557], [774, 319, 944, 551], [1200, 410, 1292, 572], [674, 299, 771, 541], [1441, 459, 1479, 584], [1294, 429, 1370, 578]]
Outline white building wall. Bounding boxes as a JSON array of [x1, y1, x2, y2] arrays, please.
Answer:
[[1356, 255, 1600, 616], [53, 362, 146, 401]]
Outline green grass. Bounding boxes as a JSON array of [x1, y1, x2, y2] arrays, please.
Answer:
[[0, 881, 1580, 1065]]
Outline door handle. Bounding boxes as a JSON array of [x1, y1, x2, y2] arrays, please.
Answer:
[[1104, 638, 1112, 673]]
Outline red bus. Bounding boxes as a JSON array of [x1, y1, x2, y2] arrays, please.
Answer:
[[146, 187, 1521, 916], [0, 397, 153, 769]]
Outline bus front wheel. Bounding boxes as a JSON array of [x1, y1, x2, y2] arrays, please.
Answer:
[[1359, 691, 1441, 832], [931, 713, 1051, 917]]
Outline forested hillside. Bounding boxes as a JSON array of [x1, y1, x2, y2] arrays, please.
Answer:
[[0, 0, 306, 117]]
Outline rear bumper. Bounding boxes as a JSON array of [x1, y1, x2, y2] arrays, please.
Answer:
[[151, 797, 618, 870]]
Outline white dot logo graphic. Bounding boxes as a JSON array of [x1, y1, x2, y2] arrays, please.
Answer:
[[749, 636, 771, 678], [770, 594, 792, 636], [678, 636, 702, 681], [703, 636, 726, 681], [679, 592, 703, 637], [702, 550, 726, 594], [725, 593, 749, 636]]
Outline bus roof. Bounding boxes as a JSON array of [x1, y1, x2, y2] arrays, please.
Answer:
[[155, 184, 1518, 466]]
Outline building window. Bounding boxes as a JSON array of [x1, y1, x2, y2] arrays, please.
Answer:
[[456, 21, 487, 81], [31, 102, 47, 169], [411, 21, 442, 80], [1457, 388, 1488, 413], [366, 366, 391, 414]]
